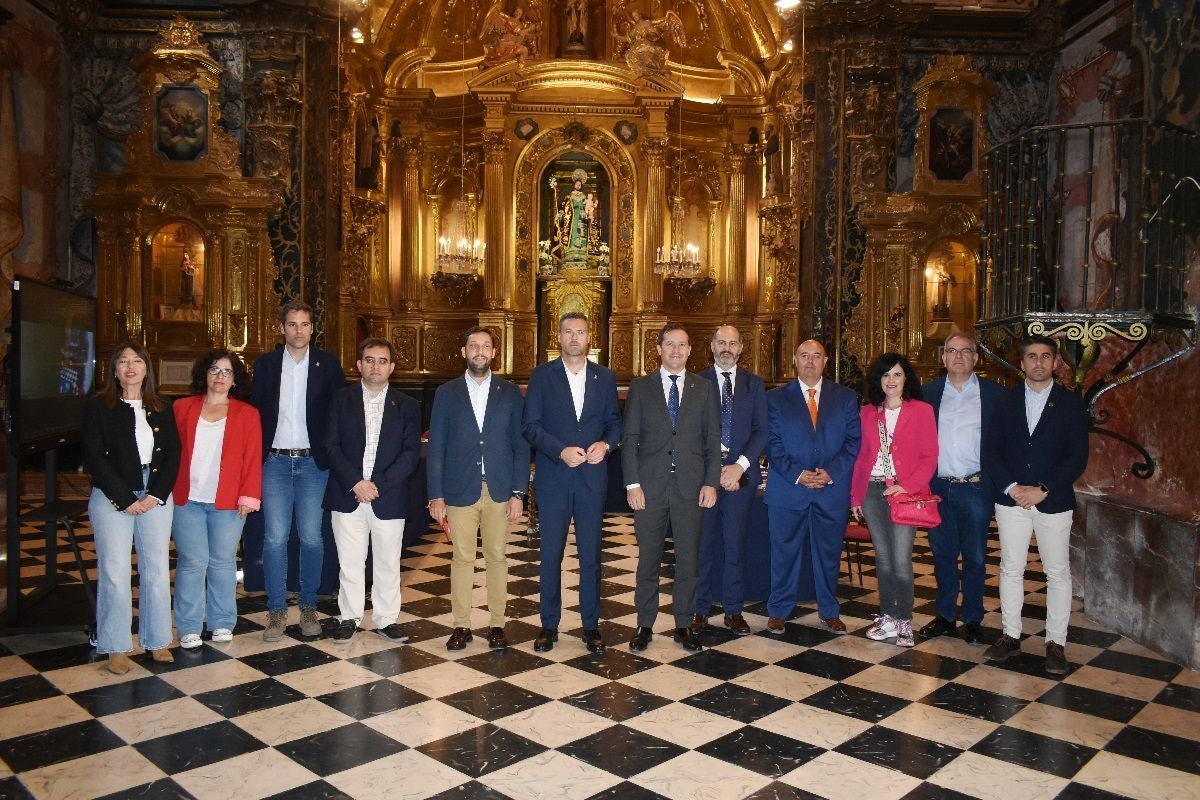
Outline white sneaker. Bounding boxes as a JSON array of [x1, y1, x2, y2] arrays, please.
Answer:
[[211, 629, 233, 643], [865, 614, 898, 641], [179, 633, 202, 649]]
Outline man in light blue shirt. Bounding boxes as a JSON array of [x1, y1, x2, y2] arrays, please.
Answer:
[[919, 332, 1003, 645]]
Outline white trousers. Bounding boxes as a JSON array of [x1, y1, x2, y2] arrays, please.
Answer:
[[331, 503, 406, 627], [994, 503, 1073, 645]]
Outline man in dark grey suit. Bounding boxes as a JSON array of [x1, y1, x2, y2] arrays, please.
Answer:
[[622, 322, 722, 652]]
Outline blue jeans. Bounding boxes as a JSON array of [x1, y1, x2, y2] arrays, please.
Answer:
[[928, 478, 991, 624], [89, 475, 174, 654], [261, 453, 328, 611], [172, 501, 246, 635]]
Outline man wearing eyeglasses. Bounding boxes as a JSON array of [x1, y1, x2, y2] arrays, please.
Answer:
[[322, 339, 421, 644], [918, 332, 1003, 644]]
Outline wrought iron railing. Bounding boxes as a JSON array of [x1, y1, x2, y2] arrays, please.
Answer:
[[977, 118, 1198, 478], [981, 118, 1197, 324]]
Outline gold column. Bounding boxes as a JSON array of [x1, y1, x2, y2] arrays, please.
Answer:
[[482, 132, 508, 309], [641, 136, 670, 312], [723, 143, 749, 314], [397, 136, 423, 311]]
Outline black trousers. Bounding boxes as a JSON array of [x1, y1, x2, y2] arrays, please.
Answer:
[[634, 479, 704, 629]]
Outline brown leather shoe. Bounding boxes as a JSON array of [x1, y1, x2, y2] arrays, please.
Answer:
[[1044, 641, 1069, 675], [724, 614, 751, 636], [487, 626, 508, 652], [689, 613, 707, 635], [446, 627, 473, 651], [766, 616, 786, 635], [822, 617, 847, 634]]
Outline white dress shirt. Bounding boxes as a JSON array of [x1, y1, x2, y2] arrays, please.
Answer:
[[659, 366, 685, 404], [714, 366, 752, 472], [465, 371, 492, 476], [273, 347, 311, 449], [361, 383, 387, 481], [564, 360, 587, 421], [1024, 382, 1053, 435]]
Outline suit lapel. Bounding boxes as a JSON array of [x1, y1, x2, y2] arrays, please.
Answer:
[[1029, 384, 1059, 439], [581, 361, 597, 419]]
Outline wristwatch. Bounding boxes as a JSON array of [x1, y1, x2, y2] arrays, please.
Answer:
[[512, 490, 527, 500], [1037, 483, 1049, 495]]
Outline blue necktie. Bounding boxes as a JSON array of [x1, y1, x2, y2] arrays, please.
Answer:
[[720, 371, 733, 451], [667, 374, 680, 428]]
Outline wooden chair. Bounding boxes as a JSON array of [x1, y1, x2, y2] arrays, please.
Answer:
[[843, 521, 871, 585]]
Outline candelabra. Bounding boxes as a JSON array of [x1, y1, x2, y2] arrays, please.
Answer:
[[435, 237, 484, 275], [653, 243, 703, 277]]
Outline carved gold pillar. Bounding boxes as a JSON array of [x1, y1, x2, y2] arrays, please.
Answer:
[[723, 144, 749, 314], [483, 131, 509, 309], [641, 136, 669, 312], [397, 136, 423, 311]]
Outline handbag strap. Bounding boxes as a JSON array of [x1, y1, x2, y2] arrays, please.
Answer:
[[875, 413, 897, 486]]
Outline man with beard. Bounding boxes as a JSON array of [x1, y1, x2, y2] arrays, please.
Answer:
[[523, 313, 621, 653], [427, 327, 531, 652], [691, 325, 768, 636]]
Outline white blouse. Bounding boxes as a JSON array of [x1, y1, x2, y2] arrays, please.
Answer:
[[188, 416, 227, 503], [870, 405, 902, 478]]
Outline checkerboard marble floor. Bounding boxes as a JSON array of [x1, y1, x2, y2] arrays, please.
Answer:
[[1, 511, 1198, 800]]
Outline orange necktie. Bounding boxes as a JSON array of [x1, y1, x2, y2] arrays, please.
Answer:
[[807, 387, 818, 428]]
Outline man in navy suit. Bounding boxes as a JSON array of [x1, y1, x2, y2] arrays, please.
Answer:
[[523, 313, 621, 654], [983, 335, 1088, 675], [427, 327, 531, 652], [691, 325, 768, 636], [251, 301, 345, 643], [323, 338, 421, 645], [623, 323, 721, 653], [919, 332, 1004, 645], [765, 340, 861, 634]]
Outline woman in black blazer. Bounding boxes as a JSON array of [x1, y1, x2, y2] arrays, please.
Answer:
[[83, 341, 181, 674]]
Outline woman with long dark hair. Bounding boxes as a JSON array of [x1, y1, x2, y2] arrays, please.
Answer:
[[171, 349, 261, 648], [83, 342, 181, 673], [850, 353, 938, 648]]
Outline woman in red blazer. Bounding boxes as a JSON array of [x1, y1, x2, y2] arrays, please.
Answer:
[[172, 349, 262, 649], [850, 353, 938, 648]]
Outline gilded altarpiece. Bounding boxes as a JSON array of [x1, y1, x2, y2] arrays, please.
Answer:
[[91, 18, 273, 384]]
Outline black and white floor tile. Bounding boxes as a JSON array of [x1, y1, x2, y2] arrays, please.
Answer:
[[1, 507, 1198, 799]]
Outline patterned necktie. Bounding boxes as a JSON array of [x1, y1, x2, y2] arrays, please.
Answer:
[[807, 387, 819, 428], [667, 374, 680, 428], [720, 371, 733, 450]]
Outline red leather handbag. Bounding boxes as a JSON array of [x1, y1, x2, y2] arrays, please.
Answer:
[[876, 418, 941, 528]]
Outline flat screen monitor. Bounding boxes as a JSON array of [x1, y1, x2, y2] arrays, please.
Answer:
[[5, 277, 97, 451]]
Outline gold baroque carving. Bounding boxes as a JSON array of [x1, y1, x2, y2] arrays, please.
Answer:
[[513, 125, 636, 304], [610, 329, 632, 372], [423, 327, 465, 373], [393, 326, 418, 370]]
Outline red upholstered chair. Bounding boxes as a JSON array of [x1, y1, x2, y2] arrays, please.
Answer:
[[843, 522, 872, 585]]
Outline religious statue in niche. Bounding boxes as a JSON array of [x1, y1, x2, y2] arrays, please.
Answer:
[[561, 0, 594, 57], [481, 2, 542, 67], [356, 114, 381, 189], [540, 164, 610, 274], [180, 249, 197, 304], [763, 124, 781, 196], [613, 9, 685, 80], [929, 108, 974, 182], [154, 85, 208, 162]]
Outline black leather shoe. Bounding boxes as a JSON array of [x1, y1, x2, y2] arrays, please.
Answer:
[[689, 613, 707, 635], [487, 626, 508, 652], [674, 627, 703, 652], [376, 623, 410, 643], [446, 627, 473, 651], [961, 621, 984, 645], [630, 626, 653, 652], [332, 619, 358, 644], [582, 629, 606, 654], [533, 628, 558, 652], [1045, 642, 1069, 675], [918, 616, 957, 640]]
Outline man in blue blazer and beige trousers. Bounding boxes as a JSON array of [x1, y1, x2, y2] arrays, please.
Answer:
[[428, 326, 531, 653], [523, 312, 621, 654]]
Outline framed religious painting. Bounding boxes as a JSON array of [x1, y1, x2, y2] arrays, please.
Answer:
[[154, 84, 209, 162]]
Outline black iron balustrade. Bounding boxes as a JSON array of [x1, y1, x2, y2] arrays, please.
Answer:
[[976, 118, 1198, 478]]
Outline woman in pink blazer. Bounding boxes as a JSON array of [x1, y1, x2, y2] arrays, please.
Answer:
[[850, 353, 938, 647]]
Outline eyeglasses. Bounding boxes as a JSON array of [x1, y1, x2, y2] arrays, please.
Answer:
[[207, 366, 234, 377], [944, 347, 975, 356]]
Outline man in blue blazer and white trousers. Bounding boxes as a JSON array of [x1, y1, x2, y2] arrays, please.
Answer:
[[323, 338, 421, 646], [764, 340, 861, 635], [523, 313, 621, 654], [982, 334, 1088, 675], [692, 325, 768, 636], [428, 327, 531, 653], [920, 331, 1005, 645]]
